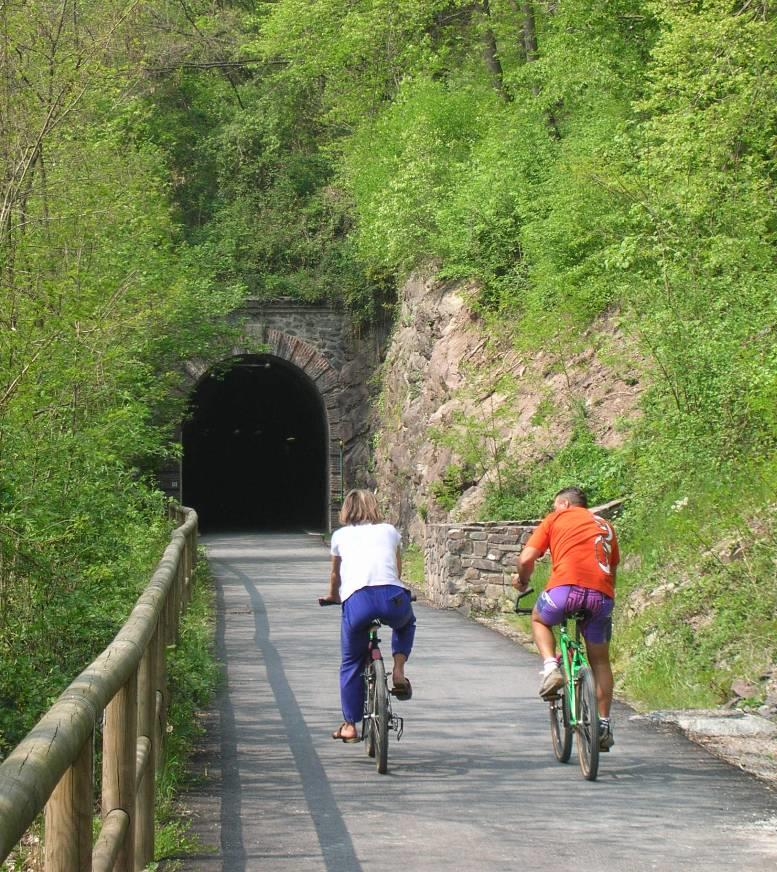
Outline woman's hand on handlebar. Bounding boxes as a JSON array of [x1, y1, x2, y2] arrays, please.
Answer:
[[318, 594, 341, 606]]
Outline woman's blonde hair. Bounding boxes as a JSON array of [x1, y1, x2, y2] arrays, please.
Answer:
[[339, 489, 382, 525]]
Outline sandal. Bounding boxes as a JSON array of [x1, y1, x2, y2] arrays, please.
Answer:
[[331, 722, 360, 743], [391, 678, 413, 701]]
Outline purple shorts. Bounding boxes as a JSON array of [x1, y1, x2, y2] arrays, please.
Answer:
[[535, 585, 614, 644]]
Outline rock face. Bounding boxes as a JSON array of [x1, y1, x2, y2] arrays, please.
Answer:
[[373, 268, 643, 544], [372, 271, 478, 536]]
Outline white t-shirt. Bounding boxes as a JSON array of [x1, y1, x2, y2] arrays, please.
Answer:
[[330, 523, 403, 603]]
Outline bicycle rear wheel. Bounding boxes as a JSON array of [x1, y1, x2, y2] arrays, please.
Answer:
[[363, 663, 376, 758], [575, 665, 600, 781], [372, 657, 389, 774], [549, 689, 572, 763]]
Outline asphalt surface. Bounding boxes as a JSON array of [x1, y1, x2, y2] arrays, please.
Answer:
[[178, 532, 777, 871]]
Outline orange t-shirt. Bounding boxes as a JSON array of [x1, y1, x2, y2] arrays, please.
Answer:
[[526, 506, 619, 598]]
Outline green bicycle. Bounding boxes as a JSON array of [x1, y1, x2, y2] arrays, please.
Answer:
[[515, 588, 600, 781]]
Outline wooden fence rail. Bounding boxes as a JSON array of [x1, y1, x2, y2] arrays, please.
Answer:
[[0, 506, 198, 871]]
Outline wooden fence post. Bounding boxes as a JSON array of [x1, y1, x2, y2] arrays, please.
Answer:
[[170, 554, 181, 645], [102, 669, 138, 872], [44, 732, 93, 871], [135, 629, 158, 869], [154, 610, 169, 776]]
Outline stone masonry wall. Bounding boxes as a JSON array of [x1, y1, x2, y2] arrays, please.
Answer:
[[424, 521, 537, 614]]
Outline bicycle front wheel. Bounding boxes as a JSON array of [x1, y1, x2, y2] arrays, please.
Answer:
[[549, 689, 572, 763], [575, 665, 600, 781], [363, 663, 376, 758], [372, 657, 390, 774]]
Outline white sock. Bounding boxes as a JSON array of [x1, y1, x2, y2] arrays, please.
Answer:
[[543, 657, 558, 674]]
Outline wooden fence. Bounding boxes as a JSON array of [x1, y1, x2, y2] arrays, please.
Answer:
[[0, 506, 199, 871]]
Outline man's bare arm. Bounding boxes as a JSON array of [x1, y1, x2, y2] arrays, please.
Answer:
[[511, 544, 543, 591]]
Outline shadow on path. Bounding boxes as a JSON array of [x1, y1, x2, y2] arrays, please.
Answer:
[[215, 559, 362, 872], [214, 568, 247, 869]]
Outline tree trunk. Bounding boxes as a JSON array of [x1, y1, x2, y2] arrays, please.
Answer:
[[520, 0, 538, 62], [510, 0, 562, 139], [482, 0, 508, 99]]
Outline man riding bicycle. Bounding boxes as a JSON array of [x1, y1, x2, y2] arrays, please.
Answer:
[[512, 486, 619, 751]]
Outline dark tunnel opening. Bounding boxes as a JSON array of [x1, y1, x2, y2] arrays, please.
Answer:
[[182, 355, 328, 531]]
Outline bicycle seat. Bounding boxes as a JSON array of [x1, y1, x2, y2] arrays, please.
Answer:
[[567, 609, 587, 621]]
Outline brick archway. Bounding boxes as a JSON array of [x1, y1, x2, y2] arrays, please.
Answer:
[[177, 329, 343, 531], [263, 329, 343, 530]]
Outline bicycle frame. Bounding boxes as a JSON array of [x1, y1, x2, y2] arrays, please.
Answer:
[[362, 623, 404, 743], [556, 616, 588, 727], [514, 588, 600, 780]]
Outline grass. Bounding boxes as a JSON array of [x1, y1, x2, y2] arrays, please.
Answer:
[[402, 543, 426, 590], [152, 554, 221, 865], [610, 461, 777, 711]]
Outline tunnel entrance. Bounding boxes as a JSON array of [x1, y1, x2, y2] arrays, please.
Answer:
[[182, 354, 328, 531]]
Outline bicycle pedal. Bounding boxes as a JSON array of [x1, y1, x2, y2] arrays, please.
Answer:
[[391, 715, 404, 741]]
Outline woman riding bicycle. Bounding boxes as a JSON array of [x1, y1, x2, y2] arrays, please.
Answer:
[[323, 489, 416, 743]]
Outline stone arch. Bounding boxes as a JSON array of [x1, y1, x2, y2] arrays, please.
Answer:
[[177, 329, 342, 531], [263, 329, 343, 530]]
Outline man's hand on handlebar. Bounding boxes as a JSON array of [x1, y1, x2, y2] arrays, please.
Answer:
[[513, 586, 534, 615], [511, 573, 530, 592]]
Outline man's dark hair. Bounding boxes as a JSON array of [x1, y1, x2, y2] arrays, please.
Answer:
[[554, 486, 588, 508]]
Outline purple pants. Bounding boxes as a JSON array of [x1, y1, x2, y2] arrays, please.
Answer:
[[340, 585, 416, 723], [534, 585, 614, 644]]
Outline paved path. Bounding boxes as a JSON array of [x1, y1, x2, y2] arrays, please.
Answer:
[[180, 533, 777, 871]]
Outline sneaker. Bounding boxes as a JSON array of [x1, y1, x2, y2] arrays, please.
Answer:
[[539, 664, 564, 698], [599, 722, 614, 752]]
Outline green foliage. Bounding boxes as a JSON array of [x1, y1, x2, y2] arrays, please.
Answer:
[[344, 76, 500, 274], [431, 463, 474, 511], [253, 0, 455, 126], [0, 0, 241, 753], [482, 427, 629, 521]]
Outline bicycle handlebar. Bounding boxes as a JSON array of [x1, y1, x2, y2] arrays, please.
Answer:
[[318, 591, 418, 607], [513, 587, 535, 615]]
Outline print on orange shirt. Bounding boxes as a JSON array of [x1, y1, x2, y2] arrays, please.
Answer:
[[525, 506, 620, 598]]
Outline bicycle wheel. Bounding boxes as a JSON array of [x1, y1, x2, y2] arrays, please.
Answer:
[[575, 665, 600, 781], [549, 688, 572, 763], [363, 662, 376, 758], [372, 657, 390, 774]]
